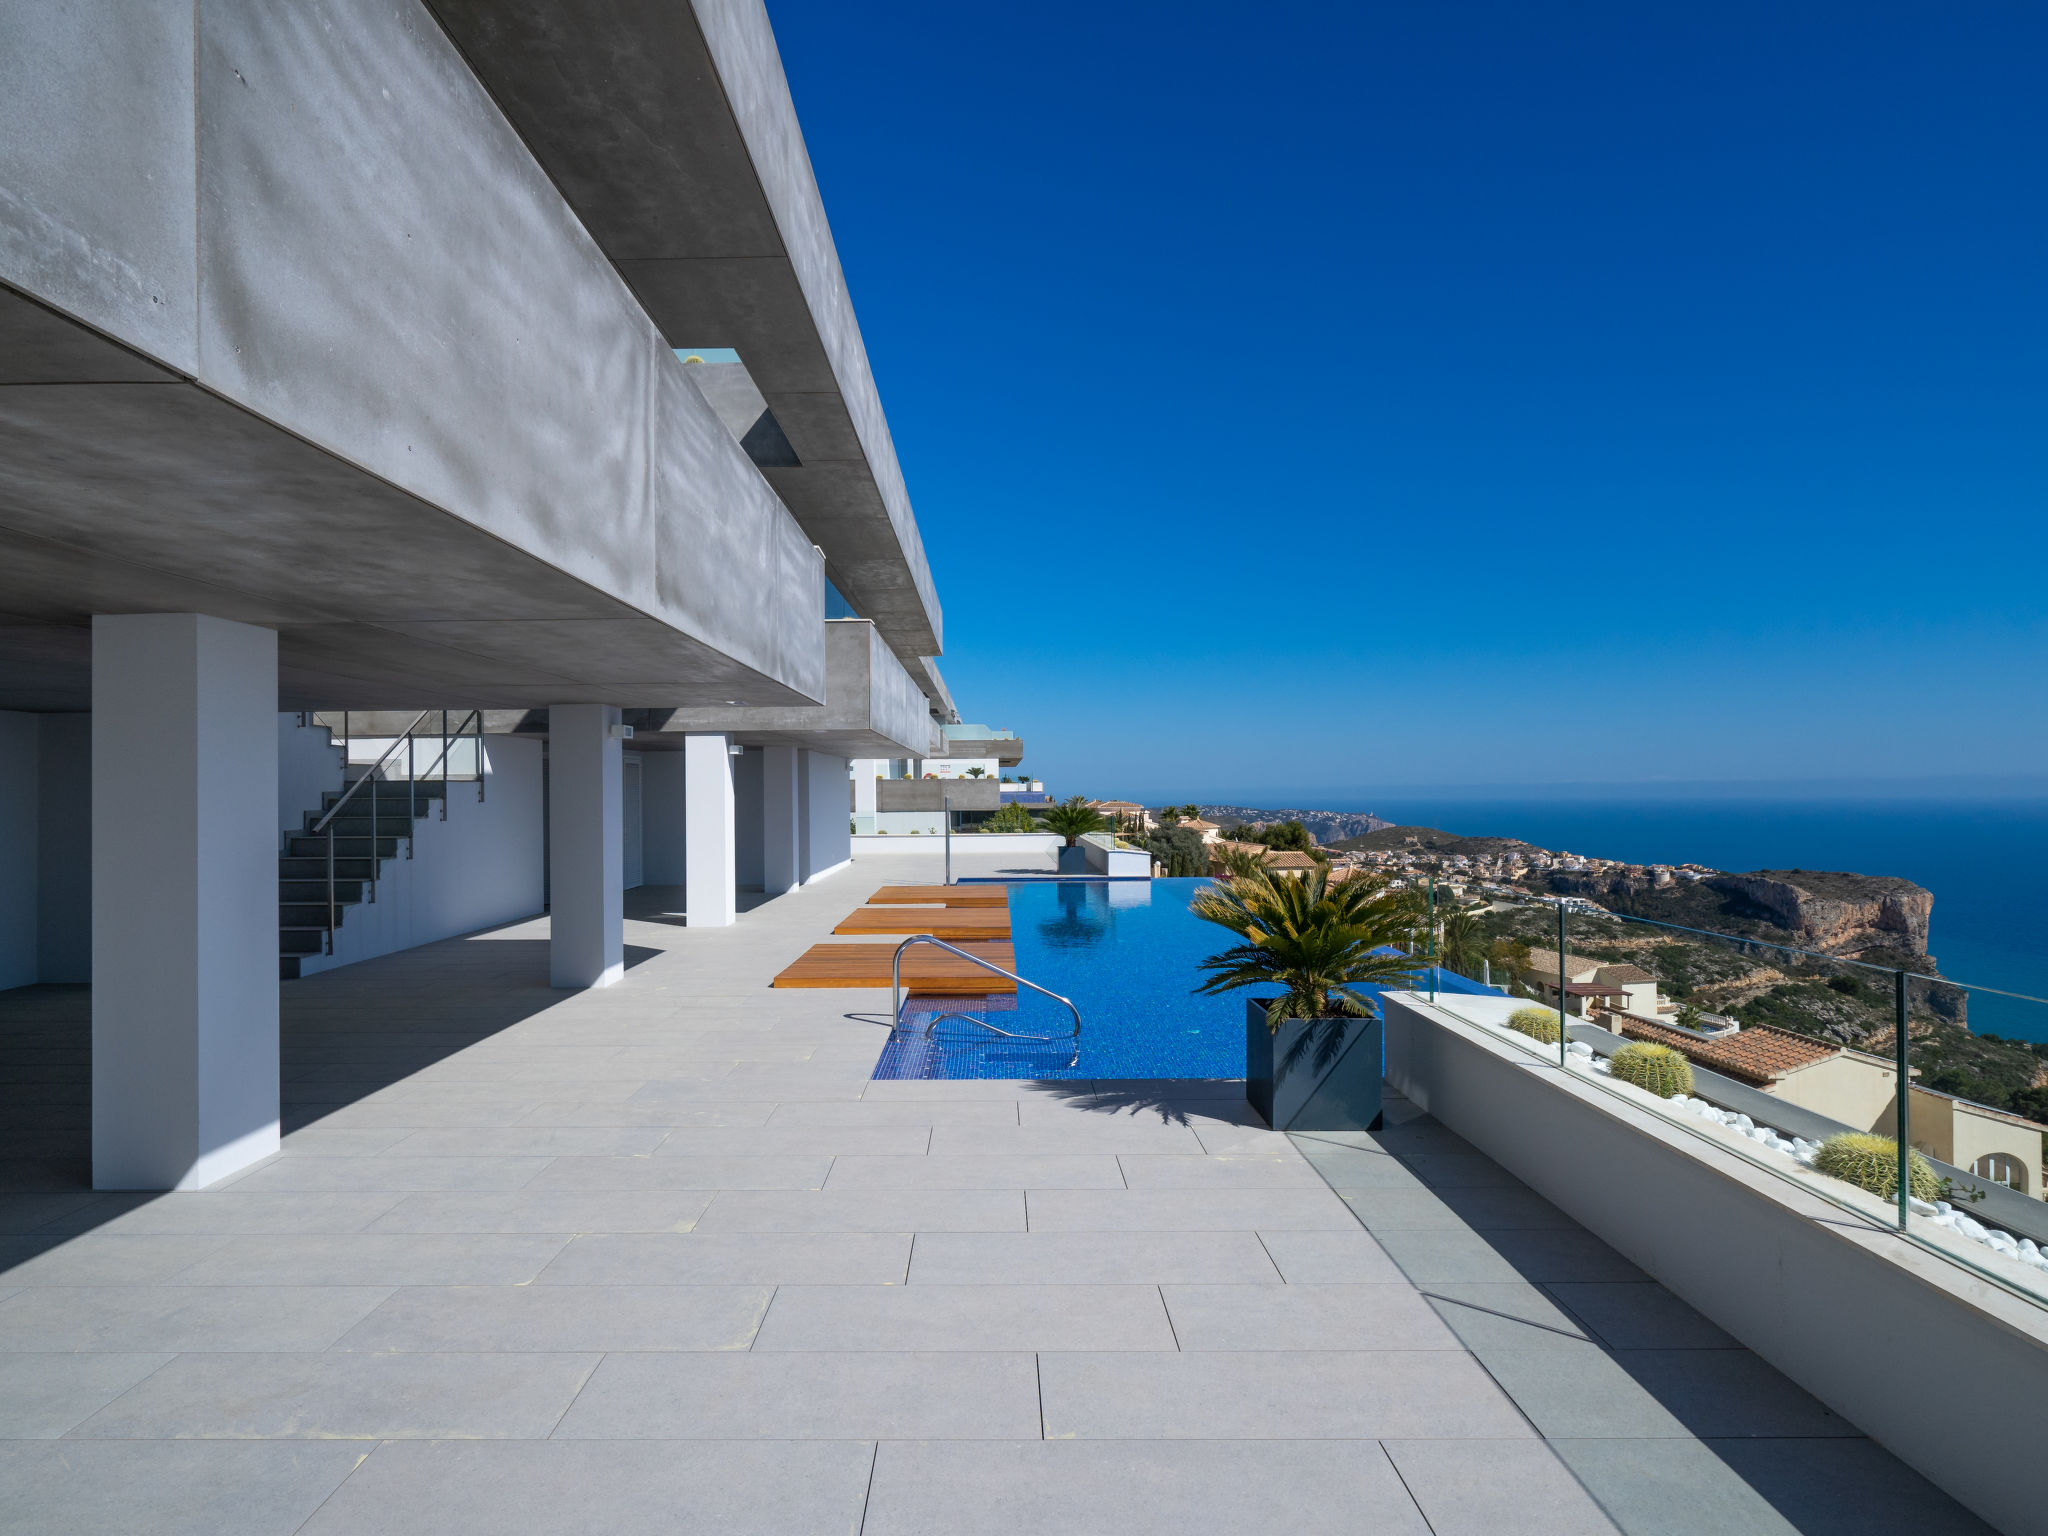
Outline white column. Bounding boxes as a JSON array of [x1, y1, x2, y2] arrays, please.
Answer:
[[851, 759, 878, 819], [92, 614, 278, 1191], [795, 752, 813, 883], [640, 751, 686, 886], [684, 733, 736, 926], [761, 746, 799, 896], [548, 704, 622, 988]]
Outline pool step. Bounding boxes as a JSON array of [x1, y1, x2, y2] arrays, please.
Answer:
[[864, 884, 1009, 908], [772, 941, 1018, 991], [832, 906, 1011, 941]]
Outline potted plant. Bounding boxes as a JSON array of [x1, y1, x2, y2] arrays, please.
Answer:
[[1191, 868, 1422, 1131], [1036, 795, 1106, 874]]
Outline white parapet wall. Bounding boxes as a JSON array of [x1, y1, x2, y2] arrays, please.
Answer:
[[850, 833, 1064, 860], [294, 734, 545, 979], [1381, 991, 2048, 1536]]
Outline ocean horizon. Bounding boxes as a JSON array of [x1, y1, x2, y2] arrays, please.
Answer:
[[1197, 793, 2048, 1043]]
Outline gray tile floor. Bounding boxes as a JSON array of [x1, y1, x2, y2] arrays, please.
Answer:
[[0, 853, 2000, 1534]]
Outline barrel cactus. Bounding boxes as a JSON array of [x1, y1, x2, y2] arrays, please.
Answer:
[[1813, 1133, 1941, 1201], [1609, 1042, 1694, 1098], [1506, 1006, 1562, 1045]]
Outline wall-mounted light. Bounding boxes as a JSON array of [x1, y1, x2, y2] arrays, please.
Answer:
[[608, 723, 635, 740]]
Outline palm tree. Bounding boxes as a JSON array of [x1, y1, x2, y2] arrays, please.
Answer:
[[1035, 795, 1107, 848], [1438, 908, 1485, 978], [1212, 844, 1269, 880], [1190, 868, 1424, 1029]]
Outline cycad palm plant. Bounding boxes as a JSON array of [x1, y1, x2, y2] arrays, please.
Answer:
[[1190, 868, 1423, 1030], [1036, 796, 1107, 847]]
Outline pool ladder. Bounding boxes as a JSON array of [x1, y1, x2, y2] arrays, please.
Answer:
[[890, 936, 1083, 1042]]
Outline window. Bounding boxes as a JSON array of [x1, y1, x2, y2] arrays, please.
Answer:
[[1974, 1153, 2027, 1193], [825, 579, 858, 621]]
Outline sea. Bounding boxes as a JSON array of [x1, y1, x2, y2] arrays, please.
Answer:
[[1358, 797, 2048, 1044]]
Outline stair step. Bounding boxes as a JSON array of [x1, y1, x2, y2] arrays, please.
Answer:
[[279, 927, 329, 956], [280, 956, 302, 981], [278, 857, 378, 880], [284, 834, 403, 859], [280, 902, 359, 927], [279, 879, 364, 903]]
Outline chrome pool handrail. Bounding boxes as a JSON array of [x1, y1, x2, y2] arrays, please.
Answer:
[[890, 935, 1082, 1041]]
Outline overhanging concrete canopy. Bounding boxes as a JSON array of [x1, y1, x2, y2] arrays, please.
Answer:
[[426, 0, 945, 670], [0, 1, 825, 713], [625, 619, 935, 758]]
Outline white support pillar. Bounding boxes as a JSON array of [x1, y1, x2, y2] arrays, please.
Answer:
[[795, 752, 813, 883], [761, 746, 799, 896], [684, 733, 736, 927], [92, 614, 279, 1191], [548, 704, 623, 988]]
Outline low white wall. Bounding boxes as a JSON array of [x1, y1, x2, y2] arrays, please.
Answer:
[[1382, 993, 2048, 1536], [295, 735, 545, 978], [802, 750, 850, 881], [851, 833, 1063, 858]]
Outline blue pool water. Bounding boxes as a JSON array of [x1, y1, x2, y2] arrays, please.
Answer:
[[869, 879, 1495, 1081]]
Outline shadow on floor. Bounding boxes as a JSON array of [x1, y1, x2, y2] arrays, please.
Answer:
[[0, 929, 661, 1244], [1290, 1092, 1997, 1536]]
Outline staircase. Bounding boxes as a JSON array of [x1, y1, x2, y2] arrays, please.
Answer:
[[278, 778, 447, 979]]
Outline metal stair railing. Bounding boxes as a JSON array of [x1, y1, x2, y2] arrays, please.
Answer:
[[890, 935, 1082, 1041], [302, 709, 486, 955]]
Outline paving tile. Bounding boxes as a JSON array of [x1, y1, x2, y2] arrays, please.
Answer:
[[276, 1128, 417, 1156], [0, 1285, 395, 1352], [514, 1100, 777, 1127], [1543, 1439, 1810, 1535], [553, 1350, 1042, 1439], [0, 1352, 172, 1436], [1254, 1228, 1407, 1284], [218, 1156, 553, 1193], [166, 1234, 568, 1287], [1086, 1078, 1247, 1101], [861, 1079, 1060, 1100], [1383, 1438, 1622, 1535], [1398, 1150, 1524, 1188], [927, 1123, 1207, 1155], [650, 1125, 932, 1156], [755, 1284, 1177, 1351], [1342, 1184, 1577, 1230], [288, 1101, 544, 1129], [0, 1192, 109, 1236], [41, 1193, 406, 1237], [1420, 1281, 1597, 1352], [68, 1350, 599, 1439], [1040, 1349, 1530, 1439], [384, 1127, 670, 1157], [537, 1232, 911, 1285], [827, 1154, 1125, 1190], [1114, 1154, 1322, 1188], [1292, 1145, 1427, 1190], [0, 1234, 228, 1286], [1546, 1282, 1741, 1350], [523, 1155, 830, 1191], [334, 1282, 770, 1351], [1371, 1227, 1642, 1285], [0, 1440, 365, 1536], [693, 1189, 1025, 1233], [863, 1439, 1432, 1536], [296, 1439, 877, 1536], [1476, 1343, 1860, 1439], [364, 1189, 712, 1234], [766, 1100, 1021, 1126], [910, 1231, 1281, 1284], [1024, 1189, 1356, 1231], [1698, 1437, 2000, 1535], [1162, 1284, 1464, 1350]]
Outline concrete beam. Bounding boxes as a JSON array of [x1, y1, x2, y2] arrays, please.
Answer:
[[629, 620, 932, 758], [0, 1, 825, 713], [425, 0, 944, 667]]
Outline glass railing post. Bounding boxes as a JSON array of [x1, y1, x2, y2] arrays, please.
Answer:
[[1428, 876, 1437, 1003], [1558, 902, 1569, 1068], [1895, 969, 1910, 1232]]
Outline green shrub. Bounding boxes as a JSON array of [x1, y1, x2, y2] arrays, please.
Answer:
[[1506, 1006, 1562, 1045], [980, 800, 1039, 834], [1146, 825, 1208, 877], [1610, 1042, 1694, 1098], [1813, 1133, 1941, 1201]]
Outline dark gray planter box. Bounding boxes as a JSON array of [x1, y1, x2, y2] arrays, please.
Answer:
[[1056, 845, 1090, 874], [1245, 997, 1383, 1132]]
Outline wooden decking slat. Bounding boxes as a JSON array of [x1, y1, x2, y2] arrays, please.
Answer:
[[865, 884, 1008, 908], [832, 906, 1012, 940], [772, 941, 1017, 992]]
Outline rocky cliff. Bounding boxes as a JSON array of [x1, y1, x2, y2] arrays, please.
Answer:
[[1704, 871, 1932, 958]]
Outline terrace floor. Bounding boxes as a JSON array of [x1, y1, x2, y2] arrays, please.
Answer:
[[0, 851, 1996, 1534]]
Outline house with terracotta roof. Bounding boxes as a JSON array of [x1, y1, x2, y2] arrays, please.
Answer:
[[1609, 1015, 2045, 1198]]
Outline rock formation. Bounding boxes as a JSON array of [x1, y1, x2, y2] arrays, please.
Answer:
[[1704, 871, 1932, 958]]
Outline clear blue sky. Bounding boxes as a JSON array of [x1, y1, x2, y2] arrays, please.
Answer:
[[770, 1, 2046, 806]]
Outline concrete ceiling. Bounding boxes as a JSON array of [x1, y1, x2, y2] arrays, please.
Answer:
[[426, 0, 946, 671]]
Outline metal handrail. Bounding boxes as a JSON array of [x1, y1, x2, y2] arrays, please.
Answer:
[[890, 935, 1082, 1041], [411, 709, 486, 819]]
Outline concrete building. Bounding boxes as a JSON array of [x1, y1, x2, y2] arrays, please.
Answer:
[[0, 1, 962, 1191]]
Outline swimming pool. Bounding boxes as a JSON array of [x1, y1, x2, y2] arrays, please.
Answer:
[[868, 878, 1498, 1081]]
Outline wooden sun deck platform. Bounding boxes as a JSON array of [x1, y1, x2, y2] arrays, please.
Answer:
[[865, 884, 1009, 907], [770, 941, 1017, 992], [832, 906, 1012, 940]]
